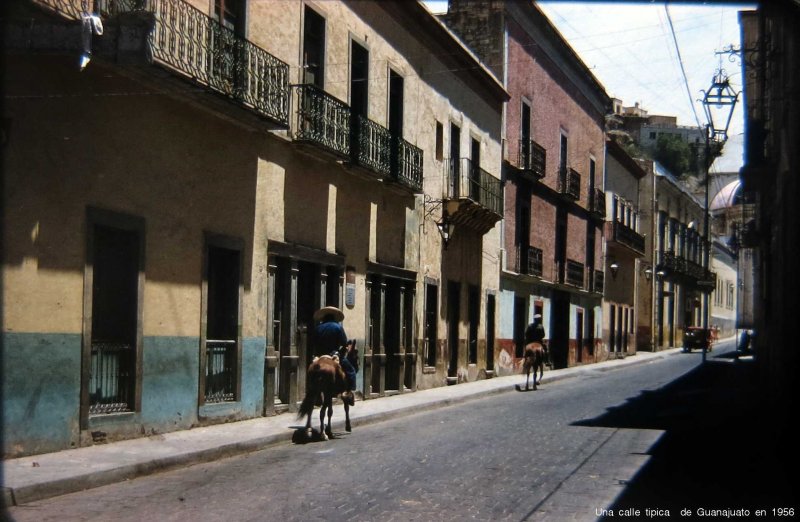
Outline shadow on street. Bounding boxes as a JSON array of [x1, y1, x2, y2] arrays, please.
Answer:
[[573, 351, 798, 516]]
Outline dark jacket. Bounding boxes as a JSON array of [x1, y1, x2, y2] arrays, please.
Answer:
[[524, 321, 546, 344], [313, 320, 348, 358]]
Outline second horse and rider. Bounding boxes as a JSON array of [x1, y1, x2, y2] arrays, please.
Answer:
[[517, 314, 548, 391]]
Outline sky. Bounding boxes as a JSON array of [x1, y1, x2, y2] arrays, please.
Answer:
[[423, 1, 753, 163]]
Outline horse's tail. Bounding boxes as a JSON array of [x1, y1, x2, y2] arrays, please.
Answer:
[[297, 370, 321, 420]]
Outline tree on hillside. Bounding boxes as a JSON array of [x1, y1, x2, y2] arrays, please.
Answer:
[[652, 133, 691, 177]]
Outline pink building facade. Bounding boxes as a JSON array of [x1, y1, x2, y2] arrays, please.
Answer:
[[443, 1, 611, 371]]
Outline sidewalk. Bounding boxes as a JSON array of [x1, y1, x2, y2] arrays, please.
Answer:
[[2, 347, 684, 507]]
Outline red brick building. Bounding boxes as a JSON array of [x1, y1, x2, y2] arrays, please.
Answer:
[[442, 1, 610, 371]]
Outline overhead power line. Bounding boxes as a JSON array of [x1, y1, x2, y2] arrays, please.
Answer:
[[664, 4, 704, 130]]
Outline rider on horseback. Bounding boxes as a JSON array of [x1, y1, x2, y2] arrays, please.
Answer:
[[524, 314, 547, 357], [313, 306, 357, 392]]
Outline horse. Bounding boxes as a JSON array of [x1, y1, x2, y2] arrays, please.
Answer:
[[516, 342, 546, 391], [298, 355, 354, 440]]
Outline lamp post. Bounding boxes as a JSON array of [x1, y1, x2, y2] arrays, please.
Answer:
[[700, 69, 739, 362]]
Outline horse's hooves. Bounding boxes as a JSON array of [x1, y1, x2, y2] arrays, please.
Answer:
[[345, 423, 352, 432]]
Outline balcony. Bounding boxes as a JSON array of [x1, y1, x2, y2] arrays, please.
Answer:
[[565, 259, 585, 288], [607, 221, 646, 255], [558, 167, 581, 200], [591, 188, 606, 218], [294, 84, 351, 158], [394, 139, 423, 192], [292, 87, 423, 193], [351, 114, 391, 177], [593, 269, 605, 294], [28, 0, 291, 127], [515, 245, 543, 277], [443, 158, 503, 234], [659, 251, 714, 288], [513, 139, 546, 181]]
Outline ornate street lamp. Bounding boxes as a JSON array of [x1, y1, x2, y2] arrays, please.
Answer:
[[701, 70, 740, 143], [436, 213, 454, 249], [423, 195, 455, 250], [699, 68, 739, 362]]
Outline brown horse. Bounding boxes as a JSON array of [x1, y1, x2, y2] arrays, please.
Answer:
[[298, 355, 354, 440], [516, 342, 546, 391]]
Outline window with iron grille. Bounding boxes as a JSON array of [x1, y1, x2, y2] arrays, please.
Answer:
[[528, 247, 543, 277], [566, 259, 585, 288], [84, 208, 144, 421], [203, 240, 242, 403]]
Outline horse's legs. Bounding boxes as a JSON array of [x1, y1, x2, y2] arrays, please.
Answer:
[[344, 401, 351, 432], [538, 362, 544, 385], [525, 363, 532, 390], [318, 397, 328, 441], [324, 395, 333, 439], [304, 394, 314, 436]]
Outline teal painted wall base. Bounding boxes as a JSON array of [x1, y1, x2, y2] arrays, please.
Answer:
[[2, 333, 268, 458]]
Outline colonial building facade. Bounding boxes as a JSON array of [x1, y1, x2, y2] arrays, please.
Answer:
[[2, 0, 505, 457], [637, 161, 712, 351], [603, 139, 646, 356], [442, 1, 609, 371]]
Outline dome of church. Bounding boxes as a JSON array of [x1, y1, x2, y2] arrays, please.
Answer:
[[710, 180, 743, 210]]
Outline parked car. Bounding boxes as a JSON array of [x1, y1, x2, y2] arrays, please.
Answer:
[[683, 326, 712, 352]]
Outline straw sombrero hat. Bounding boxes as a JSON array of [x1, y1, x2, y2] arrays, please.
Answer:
[[313, 306, 344, 322]]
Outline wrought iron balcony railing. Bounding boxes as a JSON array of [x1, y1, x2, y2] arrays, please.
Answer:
[[31, 0, 291, 125], [395, 138, 423, 192], [294, 88, 422, 192], [294, 84, 351, 158], [565, 259, 585, 288], [89, 340, 134, 415], [351, 114, 391, 177], [31, 0, 84, 19], [205, 339, 236, 403], [594, 269, 605, 294], [515, 245, 543, 277], [591, 188, 606, 217], [613, 221, 646, 254], [660, 251, 713, 284], [444, 158, 503, 216], [516, 139, 546, 179], [558, 167, 581, 200]]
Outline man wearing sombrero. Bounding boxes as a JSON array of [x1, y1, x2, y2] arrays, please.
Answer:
[[312, 306, 357, 391]]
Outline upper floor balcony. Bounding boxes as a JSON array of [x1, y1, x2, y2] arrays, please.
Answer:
[[558, 167, 581, 200], [294, 84, 351, 158], [592, 269, 605, 294], [511, 139, 546, 182], [565, 258, 585, 288], [513, 245, 543, 278], [659, 251, 715, 289], [27, 0, 291, 127], [590, 188, 606, 219], [293, 84, 423, 193], [443, 158, 502, 234], [606, 221, 645, 255]]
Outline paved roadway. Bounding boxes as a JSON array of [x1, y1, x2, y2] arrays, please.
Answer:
[[6, 344, 729, 522]]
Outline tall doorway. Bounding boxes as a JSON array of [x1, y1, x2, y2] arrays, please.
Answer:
[[447, 280, 460, 379]]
